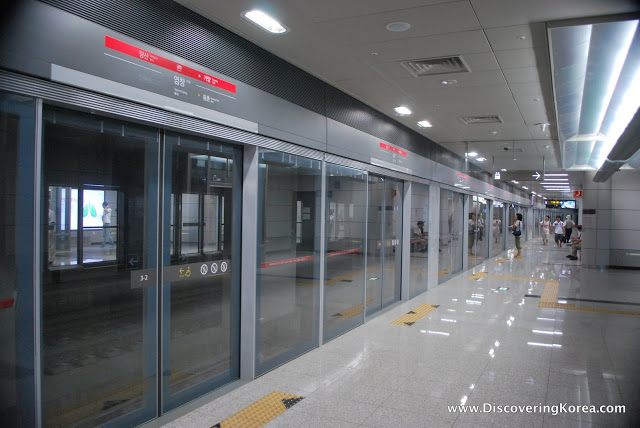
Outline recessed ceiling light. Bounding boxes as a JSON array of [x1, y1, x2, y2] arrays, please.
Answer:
[[490, 131, 498, 135], [370, 52, 379, 56], [476, 157, 486, 162], [394, 106, 412, 115], [517, 35, 526, 40], [441, 79, 458, 85], [501, 168, 507, 172], [511, 180, 519, 184], [417, 120, 432, 128], [242, 10, 287, 33], [466, 152, 478, 157], [522, 186, 529, 189], [386, 22, 411, 32]]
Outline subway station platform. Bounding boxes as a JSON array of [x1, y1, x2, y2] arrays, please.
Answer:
[[154, 239, 640, 428]]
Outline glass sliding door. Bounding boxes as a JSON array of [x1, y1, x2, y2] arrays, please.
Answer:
[[438, 189, 464, 284], [323, 164, 366, 341], [0, 92, 37, 428], [161, 133, 241, 411], [366, 175, 403, 315], [256, 150, 322, 374], [469, 196, 489, 267], [40, 105, 159, 427], [409, 183, 429, 298], [492, 201, 505, 256]]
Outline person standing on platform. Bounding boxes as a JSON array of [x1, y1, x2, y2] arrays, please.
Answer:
[[102, 201, 115, 248], [513, 213, 523, 258], [553, 215, 565, 248], [468, 213, 477, 256], [564, 214, 574, 243], [540, 215, 551, 246], [411, 220, 427, 252]]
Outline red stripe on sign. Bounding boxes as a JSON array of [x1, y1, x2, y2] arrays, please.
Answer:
[[379, 142, 407, 157], [327, 248, 361, 258], [0, 299, 15, 309], [261, 255, 314, 268], [105, 36, 237, 94]]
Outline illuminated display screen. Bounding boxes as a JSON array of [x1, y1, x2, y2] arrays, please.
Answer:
[[546, 200, 576, 209], [83, 189, 105, 228]]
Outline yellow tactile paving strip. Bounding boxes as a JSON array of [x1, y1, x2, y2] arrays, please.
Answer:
[[391, 304, 439, 326], [333, 298, 374, 319], [538, 281, 640, 316], [495, 258, 509, 263], [213, 391, 304, 428]]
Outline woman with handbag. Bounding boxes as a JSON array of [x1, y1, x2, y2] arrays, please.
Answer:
[[513, 213, 523, 258]]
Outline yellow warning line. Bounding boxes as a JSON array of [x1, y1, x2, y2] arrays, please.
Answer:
[[538, 281, 640, 316], [333, 298, 374, 319], [495, 258, 509, 264], [214, 391, 303, 428], [438, 269, 450, 277], [391, 304, 439, 326], [467, 272, 552, 283]]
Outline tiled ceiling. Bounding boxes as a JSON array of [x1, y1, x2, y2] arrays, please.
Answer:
[[172, 0, 640, 197]]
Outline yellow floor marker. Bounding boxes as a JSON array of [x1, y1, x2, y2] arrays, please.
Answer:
[[438, 269, 451, 277], [332, 298, 374, 319], [467, 272, 552, 283], [537, 281, 640, 316], [213, 391, 304, 428], [391, 304, 439, 326], [495, 258, 509, 263]]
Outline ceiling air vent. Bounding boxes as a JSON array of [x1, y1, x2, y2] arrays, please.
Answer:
[[459, 115, 503, 125], [399, 55, 470, 77]]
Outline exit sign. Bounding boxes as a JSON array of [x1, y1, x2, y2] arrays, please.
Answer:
[[574, 190, 583, 198], [494, 171, 501, 179]]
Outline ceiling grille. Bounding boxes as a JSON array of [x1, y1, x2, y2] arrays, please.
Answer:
[[459, 115, 503, 125], [399, 56, 470, 77]]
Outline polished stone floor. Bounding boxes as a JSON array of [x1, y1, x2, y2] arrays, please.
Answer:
[[159, 238, 640, 428]]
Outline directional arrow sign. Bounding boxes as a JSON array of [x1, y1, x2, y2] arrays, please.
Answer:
[[532, 171, 541, 180]]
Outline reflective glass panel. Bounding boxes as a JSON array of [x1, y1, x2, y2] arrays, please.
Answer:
[[256, 150, 321, 374], [41, 105, 159, 427], [162, 133, 241, 411], [409, 183, 429, 298], [323, 164, 366, 341]]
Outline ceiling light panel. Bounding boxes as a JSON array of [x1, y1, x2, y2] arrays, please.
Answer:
[[549, 18, 640, 170], [242, 10, 288, 33]]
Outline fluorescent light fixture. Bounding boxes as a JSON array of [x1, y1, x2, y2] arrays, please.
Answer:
[[394, 106, 412, 115], [511, 180, 519, 184], [522, 186, 529, 189], [527, 342, 562, 348], [532, 329, 563, 335], [476, 157, 486, 162], [544, 173, 569, 176], [440, 318, 457, 323], [462, 186, 471, 189], [550, 19, 640, 169], [501, 168, 507, 171], [417, 120, 432, 128], [541, 178, 569, 181], [242, 10, 288, 33], [466, 152, 478, 157]]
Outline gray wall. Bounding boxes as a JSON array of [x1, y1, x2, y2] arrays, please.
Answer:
[[582, 170, 640, 268]]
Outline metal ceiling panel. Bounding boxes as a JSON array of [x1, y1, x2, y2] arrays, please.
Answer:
[[494, 47, 548, 69], [484, 23, 547, 50], [354, 30, 492, 64], [470, 0, 640, 28], [503, 67, 549, 84], [393, 70, 507, 92], [313, 1, 480, 44], [296, 0, 461, 23]]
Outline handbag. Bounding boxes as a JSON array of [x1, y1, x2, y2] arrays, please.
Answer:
[[512, 221, 521, 236]]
